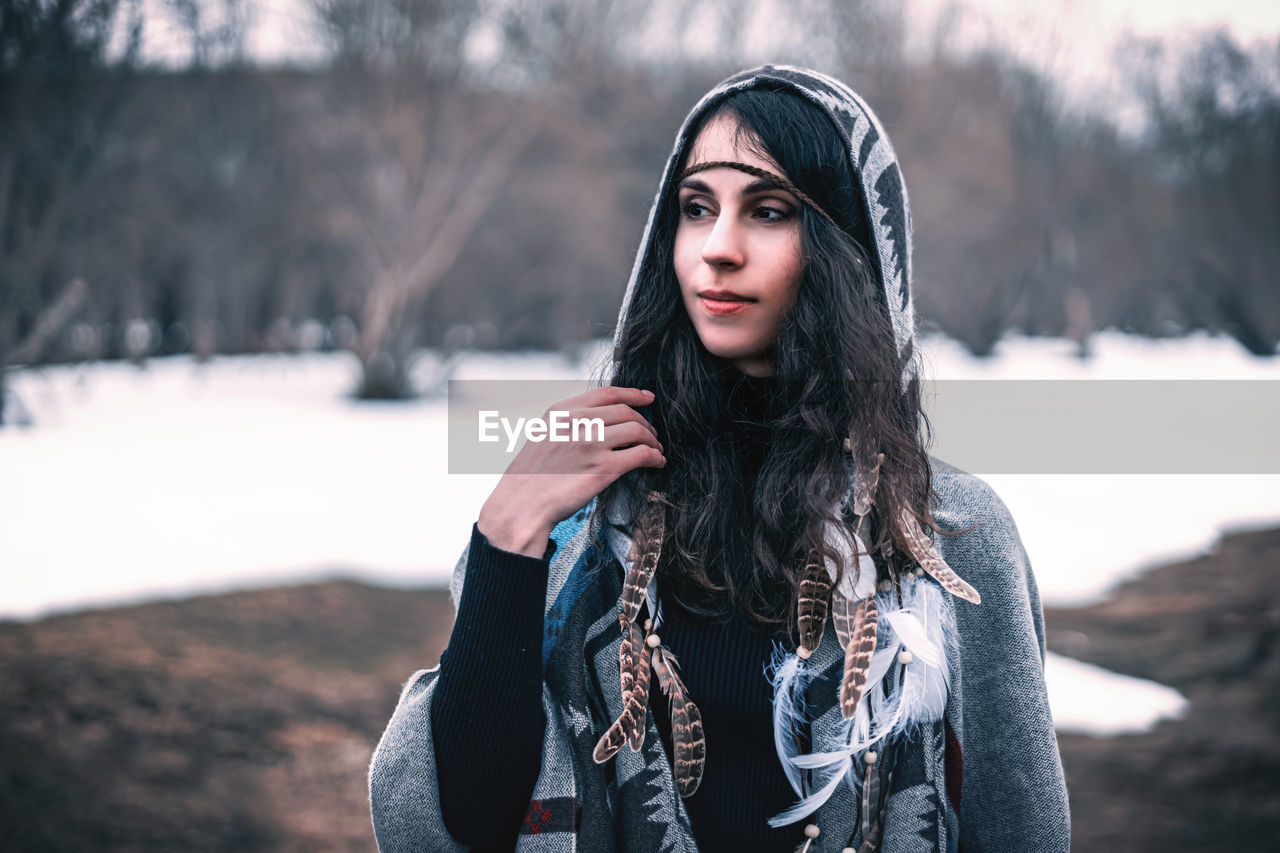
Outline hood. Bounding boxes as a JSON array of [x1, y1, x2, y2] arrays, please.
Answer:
[[609, 63, 917, 389]]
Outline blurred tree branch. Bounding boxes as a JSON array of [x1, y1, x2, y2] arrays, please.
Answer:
[[0, 0, 142, 425]]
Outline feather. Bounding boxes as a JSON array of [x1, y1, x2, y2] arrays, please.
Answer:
[[840, 597, 879, 720], [857, 768, 893, 852], [824, 517, 877, 603], [789, 579, 955, 827], [767, 646, 812, 797], [866, 640, 906, 740], [789, 644, 903, 769], [882, 577, 953, 740], [646, 577, 661, 631], [898, 507, 981, 604], [622, 626, 653, 751], [767, 755, 852, 827], [620, 490, 666, 629], [882, 610, 941, 668], [618, 619, 642, 702], [832, 580, 858, 652], [865, 581, 947, 742], [651, 646, 705, 797], [852, 450, 885, 517], [796, 557, 832, 658], [592, 703, 640, 764], [860, 756, 880, 843], [593, 625, 654, 762]]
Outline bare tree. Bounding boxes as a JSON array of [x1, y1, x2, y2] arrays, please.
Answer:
[[1135, 31, 1280, 355], [0, 0, 143, 424], [305, 0, 660, 398], [299, 1, 538, 397]]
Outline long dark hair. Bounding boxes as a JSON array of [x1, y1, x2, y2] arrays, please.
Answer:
[[599, 84, 944, 636]]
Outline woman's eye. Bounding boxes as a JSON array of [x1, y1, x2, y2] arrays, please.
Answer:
[[681, 200, 711, 219], [679, 200, 790, 221]]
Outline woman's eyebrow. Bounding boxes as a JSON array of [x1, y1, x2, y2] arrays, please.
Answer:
[[678, 176, 795, 198]]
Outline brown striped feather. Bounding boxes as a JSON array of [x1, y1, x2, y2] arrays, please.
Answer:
[[852, 451, 885, 518], [593, 626, 655, 762], [650, 646, 705, 797], [622, 627, 653, 751], [840, 597, 879, 719], [832, 580, 860, 651], [858, 763, 888, 852], [898, 507, 982, 604], [618, 619, 640, 702], [592, 707, 635, 763], [619, 490, 666, 630], [796, 558, 832, 658]]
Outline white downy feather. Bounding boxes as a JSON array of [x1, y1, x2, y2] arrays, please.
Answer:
[[823, 515, 877, 601], [766, 755, 853, 828], [767, 648, 812, 798], [882, 609, 941, 668]]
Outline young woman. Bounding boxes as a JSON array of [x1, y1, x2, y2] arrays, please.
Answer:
[[370, 65, 1070, 853]]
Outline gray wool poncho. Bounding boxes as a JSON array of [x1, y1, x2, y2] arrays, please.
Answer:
[[369, 64, 1071, 852]]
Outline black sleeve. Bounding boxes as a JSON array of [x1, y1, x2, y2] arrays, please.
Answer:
[[430, 522, 556, 851]]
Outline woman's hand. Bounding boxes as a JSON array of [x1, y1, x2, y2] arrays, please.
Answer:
[[478, 385, 665, 557]]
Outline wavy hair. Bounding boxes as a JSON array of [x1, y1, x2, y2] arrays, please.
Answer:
[[598, 84, 949, 636]]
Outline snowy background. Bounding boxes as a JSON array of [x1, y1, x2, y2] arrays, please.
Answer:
[[4, 330, 1276, 737]]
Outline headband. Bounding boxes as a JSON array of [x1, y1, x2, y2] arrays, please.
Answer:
[[677, 160, 841, 230]]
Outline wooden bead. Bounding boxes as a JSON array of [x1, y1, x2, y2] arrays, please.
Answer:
[[646, 633, 660, 649], [842, 437, 853, 453], [898, 649, 913, 665], [804, 823, 820, 838], [865, 750, 878, 765], [797, 646, 813, 660], [843, 848, 856, 853], [644, 618, 653, 631]]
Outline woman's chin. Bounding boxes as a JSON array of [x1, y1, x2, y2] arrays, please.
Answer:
[[700, 340, 758, 362], [696, 339, 773, 372]]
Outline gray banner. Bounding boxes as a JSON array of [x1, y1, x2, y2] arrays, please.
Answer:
[[447, 379, 1279, 475]]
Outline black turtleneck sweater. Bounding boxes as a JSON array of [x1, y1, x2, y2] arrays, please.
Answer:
[[431, 368, 805, 852]]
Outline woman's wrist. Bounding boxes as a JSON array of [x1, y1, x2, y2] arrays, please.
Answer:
[[477, 501, 553, 559]]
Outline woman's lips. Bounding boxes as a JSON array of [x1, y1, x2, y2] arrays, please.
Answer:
[[699, 293, 755, 317]]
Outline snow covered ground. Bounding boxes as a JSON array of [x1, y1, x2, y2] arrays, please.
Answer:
[[2, 330, 1276, 734], [1043, 650, 1188, 735]]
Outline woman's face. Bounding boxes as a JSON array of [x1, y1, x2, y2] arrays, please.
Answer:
[[674, 113, 805, 378]]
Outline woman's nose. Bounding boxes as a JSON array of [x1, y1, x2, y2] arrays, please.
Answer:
[[700, 213, 745, 268]]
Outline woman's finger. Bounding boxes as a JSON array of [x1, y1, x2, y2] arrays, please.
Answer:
[[583, 403, 659, 438], [602, 420, 663, 452], [611, 442, 667, 475], [560, 385, 654, 414]]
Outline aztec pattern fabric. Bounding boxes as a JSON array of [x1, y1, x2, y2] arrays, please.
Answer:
[[367, 458, 1070, 852], [610, 63, 918, 390]]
